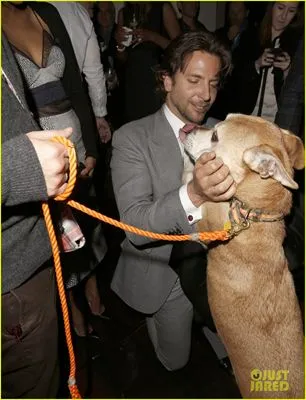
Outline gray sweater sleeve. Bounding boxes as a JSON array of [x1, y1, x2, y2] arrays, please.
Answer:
[[2, 135, 48, 207]]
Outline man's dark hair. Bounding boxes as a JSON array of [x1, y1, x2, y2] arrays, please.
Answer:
[[155, 31, 232, 99]]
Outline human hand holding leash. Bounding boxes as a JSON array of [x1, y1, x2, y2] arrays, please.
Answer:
[[187, 151, 236, 207], [26, 127, 72, 198]]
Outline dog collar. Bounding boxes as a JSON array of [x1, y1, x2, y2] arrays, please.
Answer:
[[225, 197, 284, 238]]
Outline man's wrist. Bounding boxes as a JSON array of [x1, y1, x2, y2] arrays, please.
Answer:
[[187, 181, 205, 208]]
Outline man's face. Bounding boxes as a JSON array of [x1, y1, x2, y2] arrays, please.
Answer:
[[164, 51, 221, 124], [228, 2, 248, 26], [97, 2, 114, 28]]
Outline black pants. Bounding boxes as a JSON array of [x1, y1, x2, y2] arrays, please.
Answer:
[[2, 266, 59, 398], [169, 242, 216, 332]]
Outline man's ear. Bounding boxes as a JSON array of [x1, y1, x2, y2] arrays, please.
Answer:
[[243, 144, 299, 189], [163, 74, 173, 93]]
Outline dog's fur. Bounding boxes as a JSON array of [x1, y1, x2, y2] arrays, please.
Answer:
[[181, 114, 305, 398]]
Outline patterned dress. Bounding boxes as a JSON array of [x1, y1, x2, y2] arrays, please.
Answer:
[[13, 29, 86, 164], [11, 17, 106, 288]]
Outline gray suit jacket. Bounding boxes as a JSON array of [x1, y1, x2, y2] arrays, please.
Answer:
[[111, 108, 196, 313]]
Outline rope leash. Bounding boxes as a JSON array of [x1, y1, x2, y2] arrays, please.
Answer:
[[42, 137, 81, 399], [43, 137, 230, 399]]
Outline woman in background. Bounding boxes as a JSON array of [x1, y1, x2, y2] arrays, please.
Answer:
[[230, 1, 303, 121], [115, 1, 181, 123], [177, 1, 207, 32]]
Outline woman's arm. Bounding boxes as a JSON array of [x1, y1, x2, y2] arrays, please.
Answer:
[[163, 2, 181, 40], [133, 3, 181, 50]]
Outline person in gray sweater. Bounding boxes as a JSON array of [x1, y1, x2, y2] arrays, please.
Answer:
[[2, 34, 71, 398]]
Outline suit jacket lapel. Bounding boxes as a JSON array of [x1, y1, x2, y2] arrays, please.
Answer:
[[150, 109, 184, 190]]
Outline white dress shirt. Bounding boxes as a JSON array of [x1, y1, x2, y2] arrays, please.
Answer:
[[163, 104, 202, 225], [50, 1, 107, 117]]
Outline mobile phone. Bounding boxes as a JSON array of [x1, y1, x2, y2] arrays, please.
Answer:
[[269, 48, 284, 57]]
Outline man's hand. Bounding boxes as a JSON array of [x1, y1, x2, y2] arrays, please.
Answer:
[[96, 117, 111, 143], [80, 156, 96, 178], [187, 151, 236, 207], [26, 127, 72, 198]]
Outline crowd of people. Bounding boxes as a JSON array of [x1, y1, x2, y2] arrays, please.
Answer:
[[2, 1, 304, 398]]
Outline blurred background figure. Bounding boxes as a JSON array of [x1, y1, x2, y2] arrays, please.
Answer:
[[215, 1, 249, 51], [80, 0, 94, 19], [115, 1, 181, 123], [93, 1, 123, 130], [177, 1, 208, 32], [207, 1, 250, 122], [275, 38, 304, 304], [94, 1, 117, 62], [229, 1, 303, 122], [275, 36, 304, 138], [52, 1, 111, 144]]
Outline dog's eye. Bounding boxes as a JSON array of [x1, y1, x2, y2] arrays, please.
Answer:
[[211, 130, 218, 142]]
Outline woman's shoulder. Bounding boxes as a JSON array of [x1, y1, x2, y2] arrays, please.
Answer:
[[280, 27, 303, 55]]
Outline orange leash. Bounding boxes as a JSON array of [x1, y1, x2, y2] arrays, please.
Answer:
[[42, 137, 230, 399], [66, 200, 229, 242], [42, 137, 81, 399]]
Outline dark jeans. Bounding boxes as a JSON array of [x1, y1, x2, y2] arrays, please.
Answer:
[[2, 266, 59, 398]]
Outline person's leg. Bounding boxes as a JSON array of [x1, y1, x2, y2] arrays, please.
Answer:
[[2, 266, 59, 398], [146, 278, 193, 371], [169, 244, 230, 369], [68, 288, 93, 337], [169, 241, 216, 330], [178, 255, 216, 331], [84, 273, 105, 316]]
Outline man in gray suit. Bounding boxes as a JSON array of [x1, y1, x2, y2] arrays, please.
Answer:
[[111, 31, 235, 370]]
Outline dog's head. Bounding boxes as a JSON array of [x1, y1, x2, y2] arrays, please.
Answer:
[[181, 114, 304, 211]]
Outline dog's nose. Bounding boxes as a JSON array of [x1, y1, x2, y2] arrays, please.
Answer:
[[211, 130, 218, 143]]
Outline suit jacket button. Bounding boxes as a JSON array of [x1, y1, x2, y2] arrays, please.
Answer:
[[188, 215, 193, 222]]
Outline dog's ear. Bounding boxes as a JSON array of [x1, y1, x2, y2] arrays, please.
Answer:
[[280, 129, 304, 170], [243, 144, 299, 189]]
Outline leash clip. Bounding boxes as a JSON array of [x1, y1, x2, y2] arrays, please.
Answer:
[[227, 219, 250, 239]]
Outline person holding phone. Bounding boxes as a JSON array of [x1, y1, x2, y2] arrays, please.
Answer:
[[226, 1, 303, 122]]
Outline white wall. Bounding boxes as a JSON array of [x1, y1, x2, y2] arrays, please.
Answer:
[[114, 2, 226, 32]]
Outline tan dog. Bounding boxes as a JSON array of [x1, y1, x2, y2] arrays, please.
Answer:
[[180, 114, 304, 398]]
